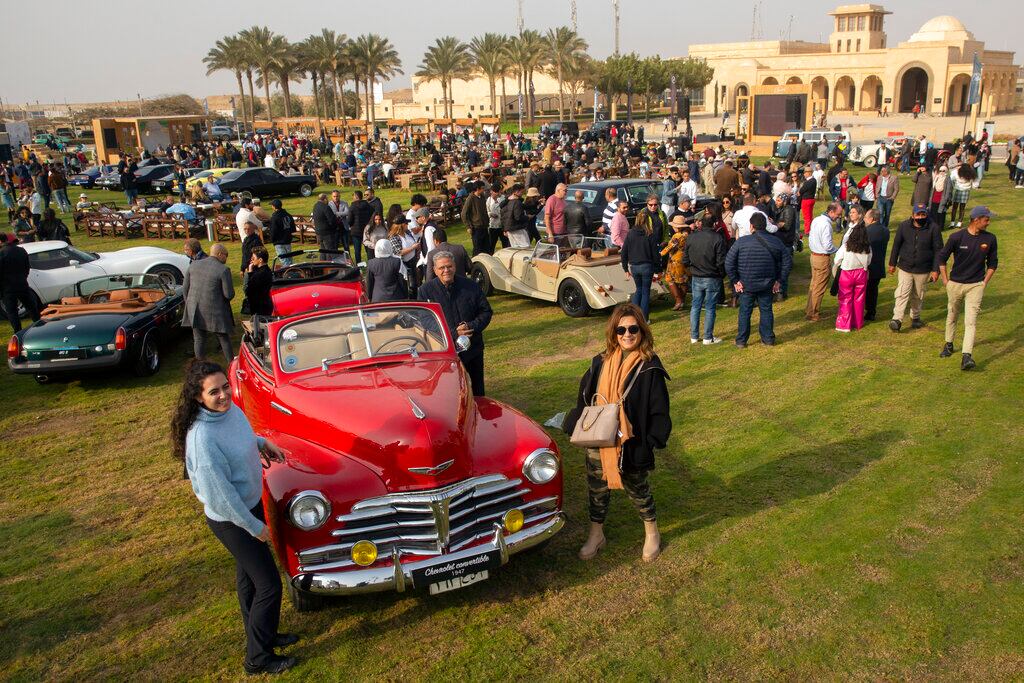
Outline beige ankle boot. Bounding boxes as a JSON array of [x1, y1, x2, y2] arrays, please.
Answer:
[[578, 522, 606, 560], [642, 520, 661, 562]]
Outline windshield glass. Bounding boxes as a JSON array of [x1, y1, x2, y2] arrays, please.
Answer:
[[60, 273, 165, 299], [221, 170, 246, 182], [624, 184, 662, 203], [278, 306, 449, 373]]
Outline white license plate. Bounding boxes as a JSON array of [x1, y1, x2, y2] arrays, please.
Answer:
[[428, 570, 489, 595]]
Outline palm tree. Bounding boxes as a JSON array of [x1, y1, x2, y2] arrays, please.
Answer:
[[509, 29, 547, 123], [545, 27, 588, 120], [304, 30, 338, 119], [241, 26, 283, 123], [351, 34, 402, 125], [268, 37, 303, 118], [469, 33, 511, 118], [417, 37, 473, 119], [204, 35, 249, 130], [297, 39, 323, 122]]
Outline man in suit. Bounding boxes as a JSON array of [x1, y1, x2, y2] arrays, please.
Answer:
[[875, 165, 900, 228], [424, 228, 470, 282], [182, 242, 235, 361], [418, 252, 492, 396], [0, 233, 40, 331], [462, 182, 490, 257], [564, 189, 590, 236], [311, 193, 337, 254], [863, 208, 890, 321]]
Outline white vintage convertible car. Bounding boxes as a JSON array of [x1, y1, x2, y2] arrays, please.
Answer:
[[848, 138, 905, 168], [469, 235, 666, 317], [4, 241, 192, 317]]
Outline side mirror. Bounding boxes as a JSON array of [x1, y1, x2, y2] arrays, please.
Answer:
[[69, 260, 80, 267], [522, 255, 531, 263], [455, 335, 471, 353]]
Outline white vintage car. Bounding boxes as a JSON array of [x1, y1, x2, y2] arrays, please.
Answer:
[[5, 241, 192, 317], [469, 235, 666, 318], [848, 138, 905, 168]]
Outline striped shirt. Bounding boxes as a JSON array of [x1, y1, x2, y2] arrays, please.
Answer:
[[602, 200, 617, 232]]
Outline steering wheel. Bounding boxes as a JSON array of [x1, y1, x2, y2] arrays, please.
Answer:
[[374, 336, 427, 355], [87, 290, 111, 303]]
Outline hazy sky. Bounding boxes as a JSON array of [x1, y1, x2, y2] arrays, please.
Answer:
[[3, 0, 1021, 104]]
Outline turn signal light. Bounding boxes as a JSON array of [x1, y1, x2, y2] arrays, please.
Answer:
[[503, 509, 524, 534], [351, 540, 378, 567], [7, 336, 20, 360], [114, 328, 127, 351]]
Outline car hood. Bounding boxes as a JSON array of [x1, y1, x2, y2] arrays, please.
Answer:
[[20, 313, 132, 348], [273, 357, 481, 491], [97, 246, 181, 261]]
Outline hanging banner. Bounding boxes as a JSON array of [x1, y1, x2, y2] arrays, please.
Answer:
[[967, 53, 983, 106]]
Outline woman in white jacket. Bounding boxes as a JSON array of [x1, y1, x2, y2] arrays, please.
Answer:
[[833, 222, 872, 332]]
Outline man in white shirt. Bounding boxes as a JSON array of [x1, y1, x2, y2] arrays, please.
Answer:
[[805, 201, 844, 321], [328, 190, 350, 254], [732, 194, 776, 238], [264, 152, 276, 169], [388, 139, 398, 155], [918, 135, 928, 159], [677, 169, 699, 206]]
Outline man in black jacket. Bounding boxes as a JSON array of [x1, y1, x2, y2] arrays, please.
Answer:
[[348, 191, 373, 263], [772, 194, 798, 298], [725, 213, 792, 347], [863, 208, 890, 321], [683, 217, 727, 344], [462, 182, 490, 257], [564, 190, 590, 236], [424, 229, 471, 282], [888, 203, 942, 332], [418, 252, 493, 396], [0, 233, 40, 331], [311, 193, 338, 254], [267, 199, 295, 266]]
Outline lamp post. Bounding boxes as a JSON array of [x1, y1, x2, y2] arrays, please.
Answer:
[[626, 80, 633, 125], [137, 93, 143, 117], [670, 74, 678, 133]]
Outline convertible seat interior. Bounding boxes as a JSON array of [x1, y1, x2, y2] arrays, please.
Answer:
[[41, 288, 167, 319], [273, 263, 360, 286]]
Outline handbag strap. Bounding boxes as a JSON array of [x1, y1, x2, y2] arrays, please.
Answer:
[[588, 361, 645, 406]]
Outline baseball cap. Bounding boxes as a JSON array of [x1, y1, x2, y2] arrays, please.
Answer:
[[969, 206, 993, 220], [79, 193, 88, 198], [414, 207, 430, 219], [912, 203, 929, 214]]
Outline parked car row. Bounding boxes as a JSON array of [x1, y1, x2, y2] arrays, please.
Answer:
[[88, 163, 316, 198]]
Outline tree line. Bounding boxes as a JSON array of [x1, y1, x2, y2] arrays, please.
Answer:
[[205, 27, 714, 128]]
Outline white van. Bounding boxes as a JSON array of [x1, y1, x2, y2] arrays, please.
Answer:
[[774, 129, 851, 160]]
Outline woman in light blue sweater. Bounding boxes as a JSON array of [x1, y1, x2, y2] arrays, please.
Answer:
[[171, 360, 297, 676]]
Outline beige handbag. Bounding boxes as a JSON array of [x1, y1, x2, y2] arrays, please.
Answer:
[[570, 365, 643, 448]]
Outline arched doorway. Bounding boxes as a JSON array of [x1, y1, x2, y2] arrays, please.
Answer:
[[786, 76, 803, 85], [860, 76, 883, 111], [811, 76, 829, 103], [947, 74, 971, 114], [898, 66, 929, 113], [733, 83, 749, 110], [834, 76, 856, 111], [762, 77, 778, 86]]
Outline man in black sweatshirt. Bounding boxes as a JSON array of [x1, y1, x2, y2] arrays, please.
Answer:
[[683, 216, 727, 344], [888, 203, 943, 332], [937, 206, 998, 370]]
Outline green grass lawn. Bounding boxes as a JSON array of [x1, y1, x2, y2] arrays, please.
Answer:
[[1, 173, 1022, 680]]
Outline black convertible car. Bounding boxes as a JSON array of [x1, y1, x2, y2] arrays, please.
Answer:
[[217, 168, 317, 198], [7, 274, 184, 384], [562, 179, 715, 231]]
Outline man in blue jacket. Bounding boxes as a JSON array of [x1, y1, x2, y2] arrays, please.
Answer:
[[725, 213, 793, 348]]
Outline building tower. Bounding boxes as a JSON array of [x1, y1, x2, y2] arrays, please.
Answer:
[[828, 4, 890, 54], [612, 0, 620, 55], [570, 0, 577, 31]]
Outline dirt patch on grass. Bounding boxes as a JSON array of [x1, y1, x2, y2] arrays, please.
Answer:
[[4, 411, 86, 441]]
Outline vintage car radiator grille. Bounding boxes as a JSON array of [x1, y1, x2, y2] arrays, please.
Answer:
[[297, 474, 559, 572]]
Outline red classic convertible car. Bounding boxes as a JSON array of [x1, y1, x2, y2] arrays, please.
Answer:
[[231, 301, 564, 609], [269, 250, 364, 317]]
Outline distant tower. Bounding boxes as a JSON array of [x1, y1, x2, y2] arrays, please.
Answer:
[[612, 0, 620, 55], [517, 0, 524, 35], [570, 0, 577, 31]]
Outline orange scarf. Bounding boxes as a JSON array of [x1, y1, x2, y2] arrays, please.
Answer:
[[595, 348, 643, 489]]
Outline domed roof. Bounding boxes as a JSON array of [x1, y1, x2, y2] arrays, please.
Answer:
[[737, 58, 763, 68], [909, 15, 974, 43]]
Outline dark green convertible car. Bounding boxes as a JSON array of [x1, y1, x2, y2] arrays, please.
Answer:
[[7, 274, 184, 384]]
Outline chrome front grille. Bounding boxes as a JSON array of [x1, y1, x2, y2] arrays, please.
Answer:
[[296, 474, 559, 572]]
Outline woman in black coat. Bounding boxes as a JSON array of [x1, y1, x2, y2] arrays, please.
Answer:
[[365, 239, 409, 303], [564, 303, 671, 563], [241, 246, 274, 316]]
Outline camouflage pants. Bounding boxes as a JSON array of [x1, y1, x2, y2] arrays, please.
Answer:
[[585, 449, 656, 523]]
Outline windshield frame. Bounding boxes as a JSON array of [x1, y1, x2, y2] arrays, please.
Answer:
[[60, 273, 168, 299]]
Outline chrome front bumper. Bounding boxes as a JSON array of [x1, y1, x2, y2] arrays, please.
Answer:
[[292, 513, 565, 596]]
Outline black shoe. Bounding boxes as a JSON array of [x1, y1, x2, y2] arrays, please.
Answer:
[[911, 318, 924, 329], [735, 341, 747, 348], [889, 319, 901, 332], [273, 633, 300, 648], [961, 353, 976, 371], [939, 342, 954, 358], [244, 655, 297, 676], [761, 339, 776, 346], [865, 314, 875, 321]]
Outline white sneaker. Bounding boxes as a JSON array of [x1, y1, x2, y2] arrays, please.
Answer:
[[690, 338, 699, 344], [703, 337, 723, 345]]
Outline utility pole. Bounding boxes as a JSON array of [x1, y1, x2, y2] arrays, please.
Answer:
[[612, 0, 620, 56], [516, 0, 524, 35], [570, 0, 577, 31], [137, 93, 144, 117]]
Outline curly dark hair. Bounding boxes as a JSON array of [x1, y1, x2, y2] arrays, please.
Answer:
[[170, 359, 226, 462], [845, 223, 871, 255]]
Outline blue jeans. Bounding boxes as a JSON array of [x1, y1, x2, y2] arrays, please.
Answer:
[[629, 262, 654, 319], [689, 277, 720, 340], [877, 197, 894, 227], [124, 188, 138, 205], [273, 243, 293, 266], [53, 188, 71, 213], [737, 290, 775, 344]]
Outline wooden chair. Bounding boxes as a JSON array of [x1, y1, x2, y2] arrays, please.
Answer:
[[426, 197, 449, 227], [214, 215, 238, 241], [294, 217, 317, 244]]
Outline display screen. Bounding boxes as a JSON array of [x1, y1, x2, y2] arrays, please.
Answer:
[[753, 94, 807, 137]]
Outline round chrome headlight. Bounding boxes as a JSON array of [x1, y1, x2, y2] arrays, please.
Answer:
[[522, 449, 559, 484], [287, 491, 331, 531]]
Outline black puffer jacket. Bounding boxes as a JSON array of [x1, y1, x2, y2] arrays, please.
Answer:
[[564, 353, 672, 474]]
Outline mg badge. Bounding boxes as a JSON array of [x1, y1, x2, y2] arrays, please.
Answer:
[[62, 337, 69, 343], [66, 324, 76, 330]]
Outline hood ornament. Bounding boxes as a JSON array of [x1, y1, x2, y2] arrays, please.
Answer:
[[408, 397, 426, 419], [408, 459, 455, 476]]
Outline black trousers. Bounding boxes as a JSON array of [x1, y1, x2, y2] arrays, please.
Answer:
[[193, 328, 234, 362], [488, 229, 509, 253], [352, 230, 365, 263], [865, 276, 882, 320], [470, 228, 491, 256], [460, 351, 485, 396], [2, 289, 40, 332], [206, 505, 282, 668]]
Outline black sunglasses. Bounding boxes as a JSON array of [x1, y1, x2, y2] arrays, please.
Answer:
[[616, 325, 640, 336]]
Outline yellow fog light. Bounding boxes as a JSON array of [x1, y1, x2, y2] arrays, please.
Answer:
[[503, 509, 524, 534], [351, 540, 378, 566]]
